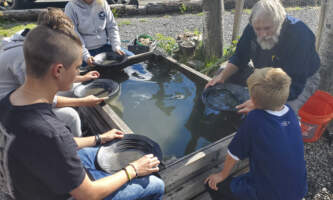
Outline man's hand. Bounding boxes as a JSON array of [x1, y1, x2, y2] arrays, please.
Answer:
[[236, 99, 255, 114], [78, 95, 106, 106], [87, 56, 95, 66], [115, 49, 125, 56], [205, 76, 224, 89], [204, 173, 225, 191], [100, 129, 124, 144]]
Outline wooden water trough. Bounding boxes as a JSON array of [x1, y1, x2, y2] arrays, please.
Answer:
[[78, 52, 248, 200]]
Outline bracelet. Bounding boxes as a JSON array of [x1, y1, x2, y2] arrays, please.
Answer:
[[129, 163, 137, 177], [123, 167, 132, 181], [95, 134, 102, 146]]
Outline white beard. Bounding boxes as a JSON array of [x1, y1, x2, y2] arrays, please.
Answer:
[[257, 34, 279, 50]]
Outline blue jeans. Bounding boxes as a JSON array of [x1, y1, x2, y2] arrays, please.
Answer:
[[77, 147, 165, 200]]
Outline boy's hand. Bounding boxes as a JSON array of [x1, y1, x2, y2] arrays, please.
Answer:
[[115, 49, 125, 56], [100, 129, 124, 144], [236, 99, 255, 114], [81, 71, 100, 82], [79, 95, 107, 106], [204, 173, 224, 191], [87, 56, 95, 66]]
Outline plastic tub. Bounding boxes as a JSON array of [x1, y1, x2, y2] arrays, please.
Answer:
[[298, 90, 333, 142]]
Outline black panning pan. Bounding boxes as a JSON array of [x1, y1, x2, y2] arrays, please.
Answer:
[[96, 134, 163, 174], [202, 83, 250, 112], [73, 79, 120, 99], [93, 51, 129, 71]]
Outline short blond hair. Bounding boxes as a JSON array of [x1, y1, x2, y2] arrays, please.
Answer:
[[247, 67, 291, 110]]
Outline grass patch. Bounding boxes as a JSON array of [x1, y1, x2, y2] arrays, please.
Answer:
[[155, 33, 178, 56], [0, 20, 36, 37], [118, 20, 132, 26], [139, 19, 148, 23], [196, 12, 204, 16]]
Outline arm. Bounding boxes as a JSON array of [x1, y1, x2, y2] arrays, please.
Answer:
[[64, 3, 92, 63], [205, 24, 254, 88], [55, 96, 106, 108], [70, 154, 160, 200], [205, 63, 239, 88], [104, 1, 121, 52], [204, 153, 238, 191], [74, 129, 123, 149], [74, 71, 100, 83]]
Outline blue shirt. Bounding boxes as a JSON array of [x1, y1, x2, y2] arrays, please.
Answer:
[[229, 16, 320, 100], [228, 106, 307, 200]]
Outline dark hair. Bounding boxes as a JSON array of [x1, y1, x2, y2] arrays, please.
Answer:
[[23, 25, 82, 78]]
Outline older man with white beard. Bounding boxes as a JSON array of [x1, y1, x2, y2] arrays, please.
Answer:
[[206, 0, 320, 114]]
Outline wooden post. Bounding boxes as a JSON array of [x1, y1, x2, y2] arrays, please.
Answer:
[[318, 0, 333, 132], [202, 0, 224, 60], [316, 0, 328, 51], [231, 0, 245, 42]]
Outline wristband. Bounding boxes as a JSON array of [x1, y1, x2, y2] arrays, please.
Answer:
[[123, 167, 132, 181], [95, 134, 102, 146], [129, 163, 137, 177]]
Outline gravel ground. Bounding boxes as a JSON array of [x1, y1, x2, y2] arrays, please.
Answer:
[[1, 7, 332, 200]]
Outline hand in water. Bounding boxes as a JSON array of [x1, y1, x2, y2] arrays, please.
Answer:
[[205, 76, 224, 89]]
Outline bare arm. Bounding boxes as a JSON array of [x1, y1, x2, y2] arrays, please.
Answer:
[[205, 63, 239, 88], [74, 71, 100, 83], [205, 153, 238, 191], [55, 96, 106, 108], [74, 129, 124, 149]]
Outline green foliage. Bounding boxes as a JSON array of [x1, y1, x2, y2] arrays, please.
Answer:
[[155, 33, 178, 56], [0, 19, 36, 37], [199, 39, 239, 76], [179, 3, 187, 14], [196, 12, 204, 16], [111, 8, 120, 18], [118, 20, 131, 26]]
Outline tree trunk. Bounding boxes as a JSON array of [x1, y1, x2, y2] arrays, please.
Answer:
[[318, 0, 333, 131], [202, 0, 224, 60]]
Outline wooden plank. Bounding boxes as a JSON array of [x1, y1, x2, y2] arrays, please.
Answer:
[[0, 1, 202, 21], [231, 0, 245, 42], [161, 134, 234, 192], [164, 161, 248, 200], [191, 191, 212, 200], [161, 56, 212, 85]]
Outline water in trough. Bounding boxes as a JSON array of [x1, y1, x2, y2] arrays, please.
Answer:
[[101, 61, 243, 162]]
